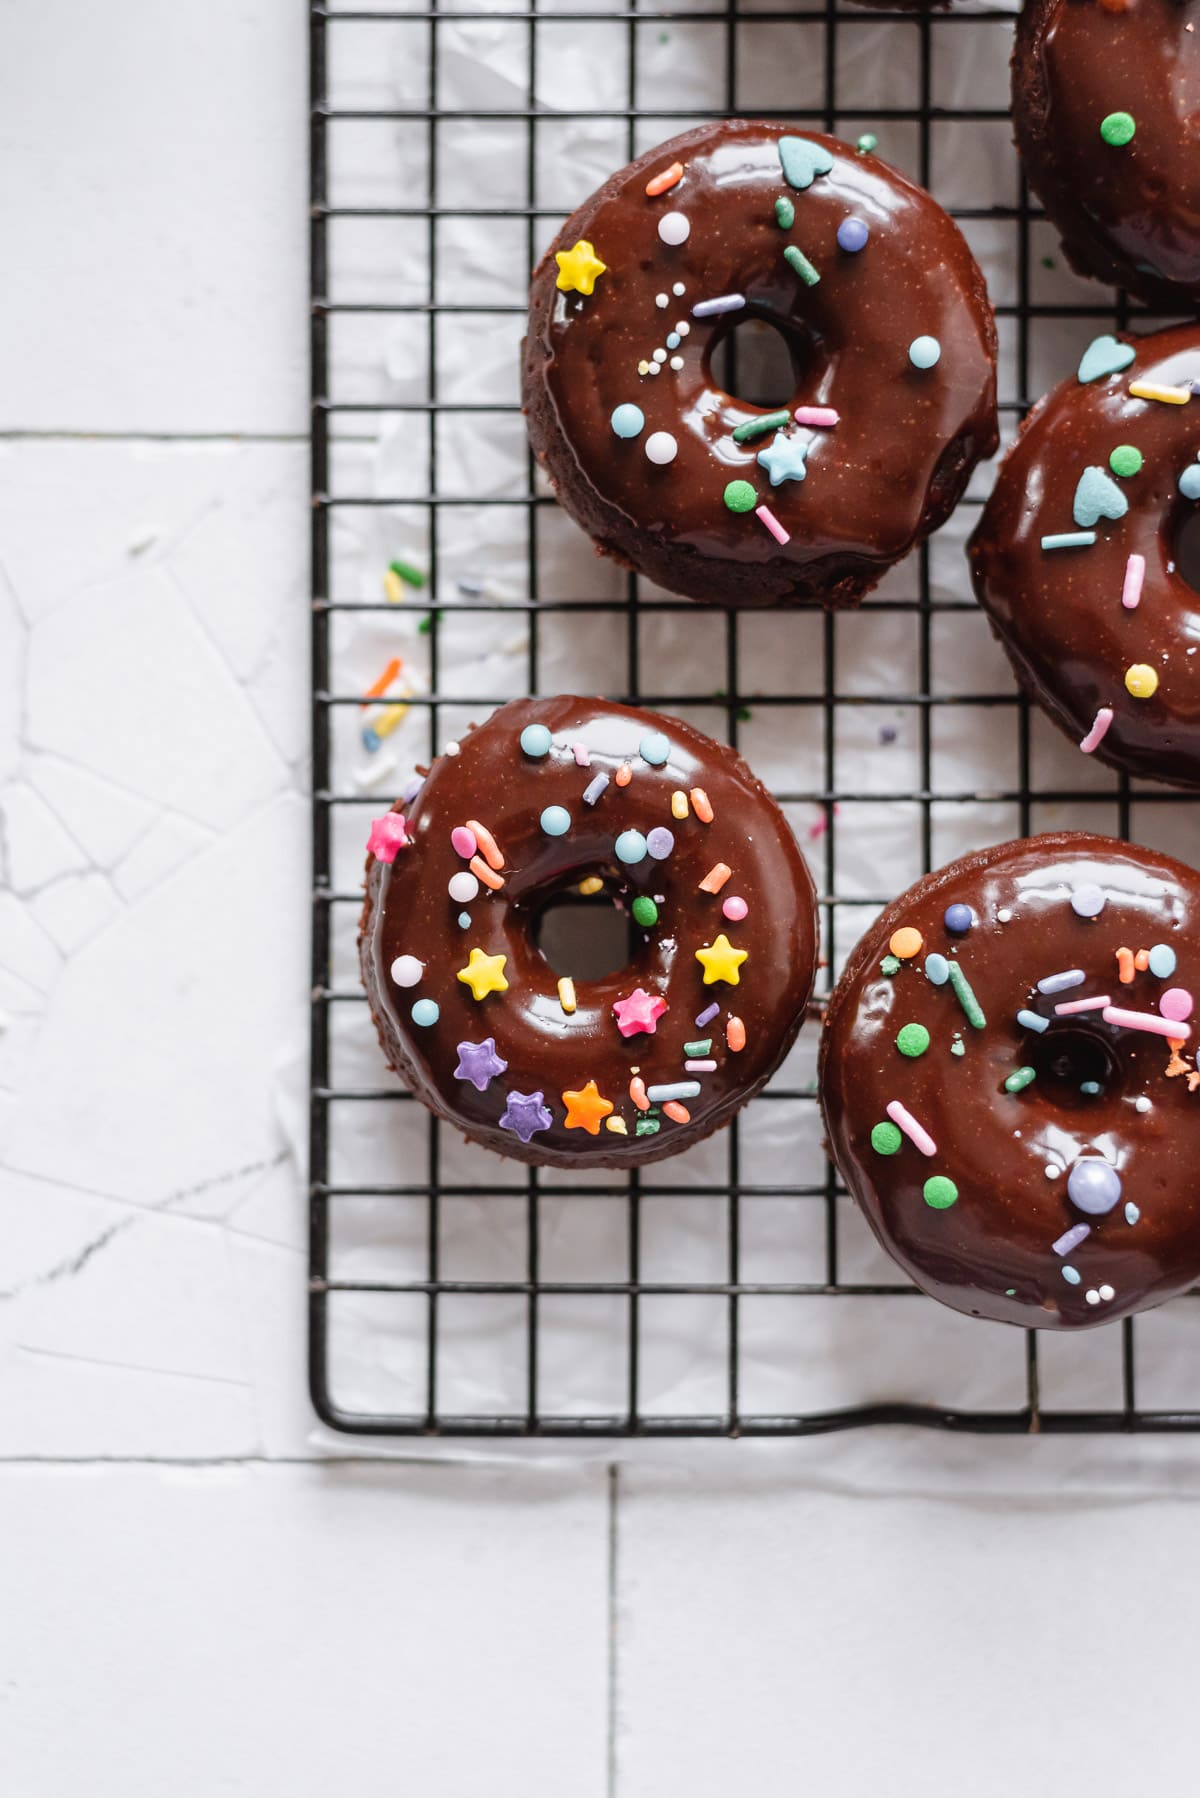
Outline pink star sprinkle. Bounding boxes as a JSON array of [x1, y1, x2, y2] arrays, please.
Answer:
[[366, 813, 410, 862], [612, 987, 667, 1038]]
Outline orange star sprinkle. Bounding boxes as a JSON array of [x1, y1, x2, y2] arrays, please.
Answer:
[[561, 1079, 614, 1134]]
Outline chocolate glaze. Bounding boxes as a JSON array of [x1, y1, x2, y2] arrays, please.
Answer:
[[1013, 0, 1200, 309], [523, 122, 998, 607], [821, 833, 1200, 1330], [970, 325, 1200, 788], [359, 696, 818, 1169]]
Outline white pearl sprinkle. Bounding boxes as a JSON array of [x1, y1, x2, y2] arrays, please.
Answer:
[[1086, 1289, 1101, 1305], [648, 362, 661, 375], [390, 954, 424, 988], [655, 292, 668, 308], [676, 321, 690, 336], [645, 430, 678, 465], [1135, 1095, 1152, 1112], [1099, 1283, 1115, 1301], [445, 740, 461, 756], [997, 907, 1013, 923], [672, 281, 685, 295], [1044, 1164, 1060, 1179], [652, 348, 667, 363], [669, 356, 684, 370]]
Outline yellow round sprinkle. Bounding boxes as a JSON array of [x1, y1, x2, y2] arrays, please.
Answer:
[[889, 926, 924, 960], [1125, 662, 1159, 699]]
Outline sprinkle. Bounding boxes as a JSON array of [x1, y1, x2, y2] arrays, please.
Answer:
[[616, 763, 633, 787], [925, 954, 950, 986], [871, 1120, 903, 1156], [726, 1016, 746, 1052], [630, 1077, 650, 1111], [645, 161, 684, 196], [944, 904, 973, 934], [1062, 1265, 1082, 1286], [663, 1101, 691, 1124], [383, 569, 405, 605], [1180, 464, 1200, 500], [647, 1081, 702, 1103], [469, 855, 504, 890], [1134, 949, 1151, 971], [555, 239, 606, 296], [684, 1039, 712, 1058], [757, 432, 810, 487], [579, 876, 604, 896], [673, 282, 685, 296], [611, 403, 645, 439], [1005, 1066, 1037, 1092], [635, 1117, 660, 1137], [947, 961, 986, 1028], [732, 409, 792, 444], [632, 896, 659, 927], [362, 697, 412, 748], [699, 862, 732, 894], [1070, 883, 1106, 919], [889, 926, 923, 960], [389, 558, 425, 589], [450, 826, 478, 861], [695, 933, 746, 985], [1068, 1158, 1122, 1214], [685, 1059, 717, 1073], [1149, 943, 1177, 978], [540, 805, 570, 838], [1080, 706, 1114, 753], [498, 1090, 552, 1144], [777, 135, 834, 189], [695, 1002, 720, 1028], [363, 657, 402, 703], [453, 1037, 508, 1092], [1042, 531, 1097, 550], [837, 217, 869, 253], [793, 406, 839, 428], [467, 819, 504, 870], [1160, 987, 1195, 1022], [645, 431, 678, 465], [783, 245, 820, 286], [1055, 994, 1110, 1015], [881, 955, 901, 977], [756, 504, 790, 545], [366, 813, 410, 862], [457, 947, 509, 1002], [923, 1176, 958, 1210], [562, 1080, 614, 1134], [1125, 1201, 1141, 1224], [1073, 464, 1128, 527], [724, 479, 758, 513], [1078, 335, 1135, 383], [1109, 444, 1143, 477], [615, 828, 647, 864], [669, 356, 684, 371], [448, 871, 479, 903], [613, 988, 667, 1037], [390, 954, 423, 987], [774, 196, 795, 229], [908, 335, 941, 369], [1038, 968, 1085, 995], [605, 1116, 629, 1136], [723, 895, 748, 921], [1121, 554, 1145, 609], [1100, 110, 1136, 146], [411, 998, 439, 1027], [885, 1100, 937, 1157], [1054, 1223, 1092, 1256], [1129, 381, 1191, 404], [1125, 662, 1158, 698], [1103, 1005, 1191, 1040], [690, 788, 714, 822], [692, 293, 746, 319], [583, 773, 609, 806], [657, 212, 690, 246], [655, 293, 668, 309], [1017, 1008, 1048, 1034], [671, 789, 689, 819], [896, 1022, 930, 1058], [857, 133, 878, 153], [640, 731, 670, 766], [1115, 946, 1136, 983]]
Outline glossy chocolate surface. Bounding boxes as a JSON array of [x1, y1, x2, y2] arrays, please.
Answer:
[[822, 833, 1200, 1329], [1013, 0, 1200, 307], [523, 122, 998, 607], [359, 696, 818, 1168], [970, 325, 1200, 788]]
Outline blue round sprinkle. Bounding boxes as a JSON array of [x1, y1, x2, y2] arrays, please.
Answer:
[[411, 999, 440, 1028], [615, 829, 648, 865], [457, 911, 471, 929], [520, 723, 552, 757], [1125, 1201, 1141, 1225], [1179, 463, 1200, 501], [925, 953, 950, 986], [646, 827, 675, 860], [611, 403, 645, 440], [540, 805, 571, 837], [943, 903, 973, 934], [1062, 1265, 1082, 1286], [1067, 1157, 1122, 1216], [909, 335, 942, 370], [666, 332, 680, 350], [1071, 883, 1106, 919], [639, 731, 670, 765], [1149, 942, 1177, 978], [1080, 1081, 1102, 1095], [837, 217, 869, 253]]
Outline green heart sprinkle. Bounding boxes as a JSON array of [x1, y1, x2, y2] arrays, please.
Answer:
[[1109, 444, 1143, 478], [871, 1120, 903, 1156], [896, 1022, 931, 1058], [923, 1175, 959, 1210], [1100, 111, 1135, 147]]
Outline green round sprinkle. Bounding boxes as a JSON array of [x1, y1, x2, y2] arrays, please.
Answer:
[[856, 133, 878, 155], [1101, 111, 1135, 147], [923, 1175, 959, 1210], [723, 479, 757, 514], [896, 1022, 931, 1059], [871, 1120, 903, 1156], [1109, 444, 1143, 478], [632, 895, 658, 927], [1005, 1065, 1037, 1094], [880, 954, 901, 977], [774, 196, 795, 229]]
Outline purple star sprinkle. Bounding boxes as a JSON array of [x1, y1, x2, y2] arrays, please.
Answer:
[[453, 1037, 509, 1092], [498, 1089, 553, 1144]]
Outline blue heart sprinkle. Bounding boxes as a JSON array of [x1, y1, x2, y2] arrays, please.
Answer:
[[1073, 465, 1129, 528], [778, 136, 835, 192], [1077, 334, 1136, 384]]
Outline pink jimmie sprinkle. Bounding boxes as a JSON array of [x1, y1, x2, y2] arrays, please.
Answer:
[[886, 1099, 937, 1157], [756, 504, 790, 546], [1122, 553, 1145, 610], [1054, 994, 1111, 1015], [571, 742, 591, 767], [793, 406, 839, 428], [1079, 707, 1114, 754], [367, 813, 410, 862], [1102, 1005, 1192, 1041]]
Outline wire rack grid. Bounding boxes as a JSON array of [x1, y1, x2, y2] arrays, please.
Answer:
[[309, 0, 1200, 1437]]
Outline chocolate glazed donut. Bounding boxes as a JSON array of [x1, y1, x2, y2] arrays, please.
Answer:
[[970, 325, 1200, 788], [821, 833, 1200, 1330], [522, 121, 998, 607], [1013, 0, 1200, 309], [359, 696, 818, 1169]]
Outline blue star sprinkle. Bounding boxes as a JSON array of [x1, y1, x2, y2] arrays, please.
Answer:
[[453, 1037, 509, 1092], [756, 431, 810, 487], [498, 1089, 553, 1144]]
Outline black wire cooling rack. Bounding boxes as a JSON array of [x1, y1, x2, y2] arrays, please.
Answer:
[[309, 0, 1200, 1436]]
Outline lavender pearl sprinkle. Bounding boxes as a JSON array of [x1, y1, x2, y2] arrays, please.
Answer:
[[646, 827, 675, 860], [1067, 1158, 1123, 1216]]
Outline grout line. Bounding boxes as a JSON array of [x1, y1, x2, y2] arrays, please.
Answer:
[[606, 1460, 620, 1798]]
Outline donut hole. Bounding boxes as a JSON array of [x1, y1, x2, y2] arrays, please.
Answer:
[[710, 315, 806, 410], [533, 887, 635, 981], [1171, 502, 1200, 594], [1027, 1021, 1120, 1105]]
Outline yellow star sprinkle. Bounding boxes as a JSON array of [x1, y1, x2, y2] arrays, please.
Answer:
[[695, 933, 748, 987], [562, 1079, 614, 1135], [456, 946, 509, 1002], [555, 239, 607, 297]]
